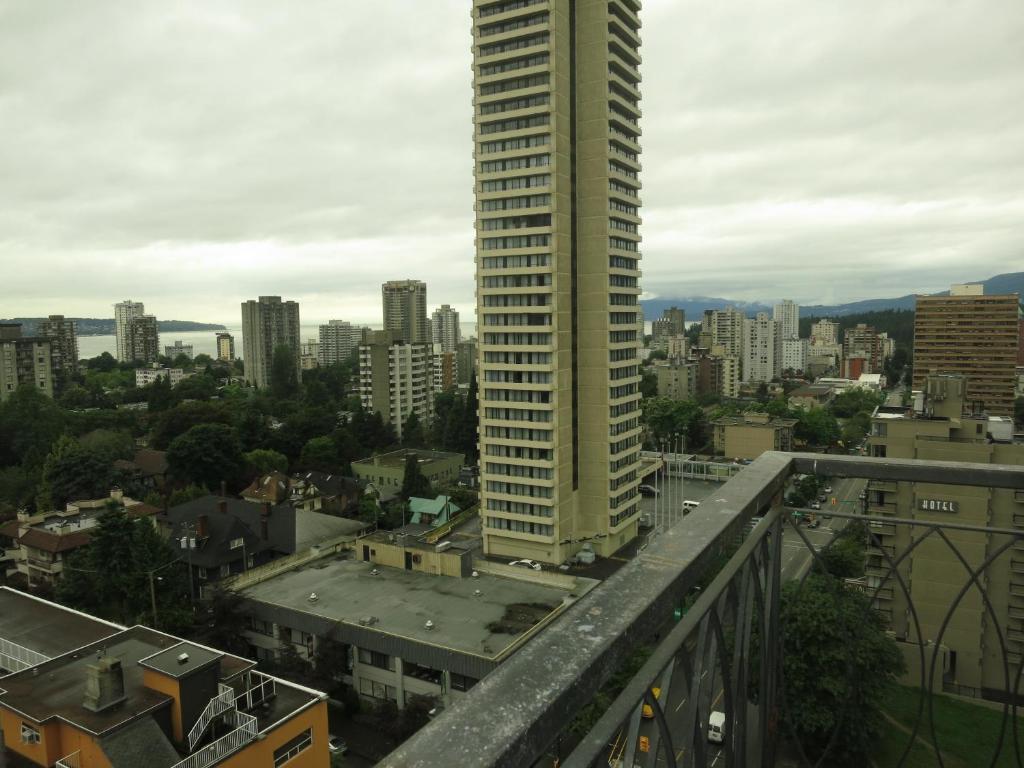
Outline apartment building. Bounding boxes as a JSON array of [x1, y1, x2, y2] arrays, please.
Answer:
[[712, 411, 797, 461], [473, 0, 645, 563], [913, 284, 1019, 417], [781, 338, 808, 374], [654, 359, 696, 401], [351, 449, 464, 496], [0, 325, 55, 403], [866, 374, 1024, 701], [215, 332, 235, 362], [36, 314, 79, 393], [456, 337, 478, 386], [0, 588, 328, 768], [703, 308, 746, 362], [431, 304, 461, 353], [358, 331, 433, 441], [383, 280, 430, 345], [432, 345, 457, 393], [842, 323, 887, 377], [240, 296, 301, 390], [113, 300, 146, 362], [742, 313, 780, 383], [651, 306, 685, 349], [773, 300, 799, 341], [318, 319, 368, 366], [164, 340, 194, 360], [135, 366, 186, 387]]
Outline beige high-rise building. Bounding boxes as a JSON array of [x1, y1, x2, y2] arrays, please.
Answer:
[[126, 315, 160, 364], [473, 0, 644, 563], [913, 285, 1019, 417], [113, 300, 145, 362], [703, 307, 746, 361], [431, 305, 461, 353], [383, 280, 430, 345], [0, 325, 55, 403], [742, 312, 779, 383], [216, 332, 235, 362], [240, 296, 301, 390], [358, 331, 433, 441], [37, 314, 78, 394]]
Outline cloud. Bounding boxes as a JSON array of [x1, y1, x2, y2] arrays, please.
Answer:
[[1, 0, 1022, 324]]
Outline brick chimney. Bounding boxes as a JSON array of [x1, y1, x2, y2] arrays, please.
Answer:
[[218, 499, 227, 515], [196, 514, 208, 539], [83, 657, 126, 713], [260, 503, 270, 541]]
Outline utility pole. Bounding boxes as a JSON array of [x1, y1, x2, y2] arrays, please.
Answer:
[[179, 522, 197, 605], [148, 571, 159, 630]]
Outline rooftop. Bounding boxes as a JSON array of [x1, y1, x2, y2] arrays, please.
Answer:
[[138, 641, 222, 680], [241, 556, 587, 661], [0, 587, 123, 662], [352, 448, 463, 470]]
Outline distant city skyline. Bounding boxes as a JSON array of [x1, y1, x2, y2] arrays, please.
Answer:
[[2, 1, 1023, 321]]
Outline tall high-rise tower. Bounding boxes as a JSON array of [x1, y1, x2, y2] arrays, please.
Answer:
[[431, 305, 461, 353], [240, 296, 301, 390], [773, 300, 799, 341], [473, 0, 644, 563], [382, 280, 430, 344], [114, 300, 145, 362]]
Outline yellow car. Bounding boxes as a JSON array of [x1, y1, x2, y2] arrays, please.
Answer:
[[641, 687, 662, 719]]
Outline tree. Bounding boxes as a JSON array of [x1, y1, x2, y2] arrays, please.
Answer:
[[244, 449, 289, 475], [458, 373, 479, 462], [1015, 397, 1024, 429], [78, 429, 134, 462], [192, 587, 250, 656], [830, 389, 885, 419], [146, 375, 175, 412], [298, 436, 339, 473], [400, 453, 432, 500], [38, 436, 116, 510], [642, 397, 706, 449], [167, 423, 244, 490], [151, 401, 232, 449], [795, 409, 840, 447], [817, 523, 868, 580], [194, 353, 214, 366], [270, 344, 299, 399], [0, 385, 65, 469], [173, 374, 217, 402], [85, 352, 118, 372], [57, 504, 191, 630], [402, 410, 426, 449], [0, 466, 36, 519], [781, 574, 905, 766], [640, 369, 658, 399]]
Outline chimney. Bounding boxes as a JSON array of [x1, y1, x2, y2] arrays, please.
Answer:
[[196, 515, 208, 539], [218, 499, 227, 515], [261, 503, 270, 541], [83, 657, 127, 712], [110, 487, 124, 504]]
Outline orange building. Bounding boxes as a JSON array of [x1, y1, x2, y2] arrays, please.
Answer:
[[0, 589, 329, 768]]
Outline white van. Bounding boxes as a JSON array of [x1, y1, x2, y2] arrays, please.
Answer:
[[682, 500, 701, 511], [708, 710, 725, 744]]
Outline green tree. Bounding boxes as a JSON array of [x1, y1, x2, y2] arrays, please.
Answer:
[[78, 429, 134, 462], [173, 374, 217, 402], [146, 375, 175, 412], [58, 383, 94, 410], [194, 353, 214, 366], [830, 389, 886, 419], [244, 449, 289, 475], [402, 410, 426, 449], [840, 412, 872, 447], [640, 369, 658, 399], [151, 401, 232, 450], [192, 587, 250, 656], [400, 453, 432, 500], [166, 484, 210, 507], [270, 344, 299, 399], [0, 466, 36, 519], [167, 423, 244, 490], [299, 436, 339, 473], [458, 373, 479, 461], [38, 436, 116, 510], [642, 397, 706, 449], [781, 574, 905, 766], [0, 385, 66, 469], [795, 409, 840, 447], [817, 523, 868, 580], [85, 352, 118, 372]]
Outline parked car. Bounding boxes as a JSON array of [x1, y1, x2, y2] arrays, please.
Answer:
[[328, 736, 348, 755], [809, 501, 821, 510], [638, 484, 659, 497], [641, 687, 662, 719], [510, 559, 542, 571], [708, 711, 726, 744], [823, 485, 833, 494]]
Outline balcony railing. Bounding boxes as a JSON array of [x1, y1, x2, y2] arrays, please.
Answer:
[[55, 751, 80, 768], [380, 452, 1024, 767], [172, 710, 257, 768], [187, 683, 236, 751], [0, 636, 50, 673]]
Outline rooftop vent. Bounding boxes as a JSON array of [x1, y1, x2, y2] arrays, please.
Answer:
[[370, 568, 380, 576], [308, 592, 319, 603], [471, 571, 479, 579], [473, 589, 482, 597], [424, 620, 435, 631], [176, 652, 190, 665]]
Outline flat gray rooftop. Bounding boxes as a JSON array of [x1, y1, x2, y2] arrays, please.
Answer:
[[0, 587, 123, 661], [242, 557, 585, 661], [139, 641, 222, 679]]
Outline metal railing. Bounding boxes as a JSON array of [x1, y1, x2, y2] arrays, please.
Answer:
[[187, 683, 237, 751], [55, 751, 80, 768], [236, 670, 277, 712], [380, 452, 1024, 767], [171, 710, 257, 768], [0, 636, 50, 673]]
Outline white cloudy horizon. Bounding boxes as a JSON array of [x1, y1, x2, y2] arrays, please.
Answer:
[[1, 0, 1022, 325]]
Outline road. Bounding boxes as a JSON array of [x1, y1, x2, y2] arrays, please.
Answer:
[[628, 475, 869, 768]]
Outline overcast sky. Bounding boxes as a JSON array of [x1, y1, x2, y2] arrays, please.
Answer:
[[2, 0, 1022, 325]]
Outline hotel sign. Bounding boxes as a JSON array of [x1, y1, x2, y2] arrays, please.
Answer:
[[918, 498, 959, 513]]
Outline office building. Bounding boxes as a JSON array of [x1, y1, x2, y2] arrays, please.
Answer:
[[473, 0, 644, 562], [742, 313, 780, 383], [240, 296, 301, 390], [0, 587, 329, 768], [913, 285, 1019, 417], [113, 299, 145, 362], [319, 320, 368, 366], [383, 279, 430, 344], [215, 332, 235, 361], [164, 339, 194, 360], [432, 304, 461, 353], [0, 326, 55, 403], [866, 374, 1024, 700], [358, 331, 432, 441], [36, 314, 78, 393], [773, 300, 800, 341]]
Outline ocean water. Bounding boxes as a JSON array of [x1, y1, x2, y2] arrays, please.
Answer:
[[76, 323, 479, 361]]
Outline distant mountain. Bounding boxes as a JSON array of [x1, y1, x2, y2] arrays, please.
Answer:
[[1, 318, 227, 336], [641, 271, 1024, 321]]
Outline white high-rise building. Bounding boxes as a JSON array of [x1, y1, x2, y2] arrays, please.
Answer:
[[781, 338, 808, 374], [114, 300, 145, 362], [743, 313, 780, 383], [359, 331, 433, 440], [240, 296, 301, 390], [773, 300, 800, 341], [431, 305, 461, 354]]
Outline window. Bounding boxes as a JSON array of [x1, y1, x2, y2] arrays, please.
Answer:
[[219, 563, 231, 578], [359, 678, 398, 701], [20, 723, 40, 744], [358, 648, 395, 671], [197, 567, 207, 580], [230, 537, 244, 550], [273, 729, 312, 767], [450, 673, 478, 692]]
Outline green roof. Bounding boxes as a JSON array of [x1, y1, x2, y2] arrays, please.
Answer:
[[408, 495, 460, 527]]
